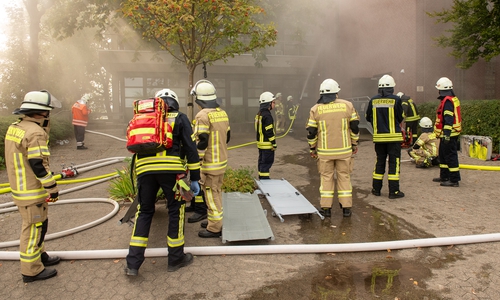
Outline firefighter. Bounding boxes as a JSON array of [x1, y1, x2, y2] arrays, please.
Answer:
[[432, 77, 462, 187], [307, 79, 360, 217], [407, 117, 439, 168], [286, 95, 297, 132], [255, 91, 277, 179], [366, 75, 405, 199], [5, 90, 62, 282], [125, 89, 201, 276], [274, 93, 285, 133], [72, 96, 91, 150], [190, 80, 230, 238], [397, 92, 420, 145]]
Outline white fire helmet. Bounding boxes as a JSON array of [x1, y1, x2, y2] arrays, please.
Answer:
[[319, 79, 341, 94], [155, 88, 179, 104], [190, 80, 217, 101], [419, 117, 433, 128], [435, 77, 453, 90], [259, 91, 275, 104], [378, 75, 396, 88], [20, 90, 62, 111]]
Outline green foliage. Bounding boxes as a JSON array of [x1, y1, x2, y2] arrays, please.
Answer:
[[122, 0, 277, 68], [222, 166, 256, 193], [417, 99, 500, 151], [107, 159, 164, 202], [108, 166, 136, 202], [0, 115, 72, 169], [428, 0, 500, 69]]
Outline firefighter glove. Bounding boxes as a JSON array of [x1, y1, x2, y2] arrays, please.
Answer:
[[351, 144, 358, 155], [190, 181, 200, 196], [46, 192, 59, 203], [310, 148, 318, 159]]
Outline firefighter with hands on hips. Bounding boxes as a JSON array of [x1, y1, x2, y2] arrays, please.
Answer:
[[190, 80, 230, 238], [366, 75, 405, 199], [432, 77, 462, 187], [255, 91, 277, 180], [407, 117, 439, 168], [72, 96, 91, 150], [5, 90, 62, 282], [125, 88, 201, 276], [397, 91, 420, 144], [274, 92, 285, 133], [306, 79, 360, 218]]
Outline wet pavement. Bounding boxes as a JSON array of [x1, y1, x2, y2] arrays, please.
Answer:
[[1, 128, 500, 299]]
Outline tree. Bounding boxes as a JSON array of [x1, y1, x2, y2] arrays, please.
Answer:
[[429, 0, 500, 69], [121, 0, 278, 119]]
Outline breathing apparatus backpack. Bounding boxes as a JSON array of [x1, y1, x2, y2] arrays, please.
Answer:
[[126, 97, 173, 154]]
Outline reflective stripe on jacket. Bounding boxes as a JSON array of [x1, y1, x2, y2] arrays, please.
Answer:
[[135, 111, 200, 180], [365, 95, 404, 143], [194, 108, 230, 175], [72, 102, 90, 127], [255, 109, 276, 150], [434, 96, 462, 137], [5, 117, 55, 206], [307, 99, 360, 159]]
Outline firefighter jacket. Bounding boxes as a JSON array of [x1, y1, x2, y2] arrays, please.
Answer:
[[275, 102, 284, 116], [255, 108, 276, 150], [434, 96, 462, 138], [306, 98, 360, 160], [366, 93, 404, 143], [135, 111, 201, 181], [414, 132, 439, 157], [401, 95, 420, 122], [72, 102, 90, 127], [194, 107, 230, 176], [4, 116, 58, 206]]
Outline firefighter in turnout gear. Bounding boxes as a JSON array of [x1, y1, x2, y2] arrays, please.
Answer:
[[366, 75, 405, 199], [255, 91, 277, 179], [397, 92, 420, 146], [306, 79, 360, 218], [274, 93, 285, 133], [5, 90, 62, 282], [408, 117, 439, 168], [432, 77, 462, 187], [72, 96, 91, 150], [191, 80, 230, 238], [125, 88, 201, 276]]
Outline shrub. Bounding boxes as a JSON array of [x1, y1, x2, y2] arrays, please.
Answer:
[[417, 99, 500, 152], [221, 166, 256, 193]]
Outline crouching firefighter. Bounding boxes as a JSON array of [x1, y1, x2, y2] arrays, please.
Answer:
[[124, 88, 201, 276], [5, 90, 62, 282], [306, 79, 360, 218]]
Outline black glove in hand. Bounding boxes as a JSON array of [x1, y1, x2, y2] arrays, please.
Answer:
[[46, 192, 59, 203]]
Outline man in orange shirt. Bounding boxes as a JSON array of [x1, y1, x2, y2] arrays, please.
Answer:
[[72, 97, 91, 150]]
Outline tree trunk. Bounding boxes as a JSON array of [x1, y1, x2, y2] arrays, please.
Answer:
[[188, 65, 196, 121], [25, 0, 42, 89]]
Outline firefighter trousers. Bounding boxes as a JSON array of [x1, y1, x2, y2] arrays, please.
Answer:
[[73, 125, 86, 146], [126, 173, 186, 269], [18, 202, 48, 276], [258, 149, 275, 179], [438, 137, 461, 182], [202, 173, 224, 233], [372, 143, 402, 193], [318, 157, 353, 209]]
